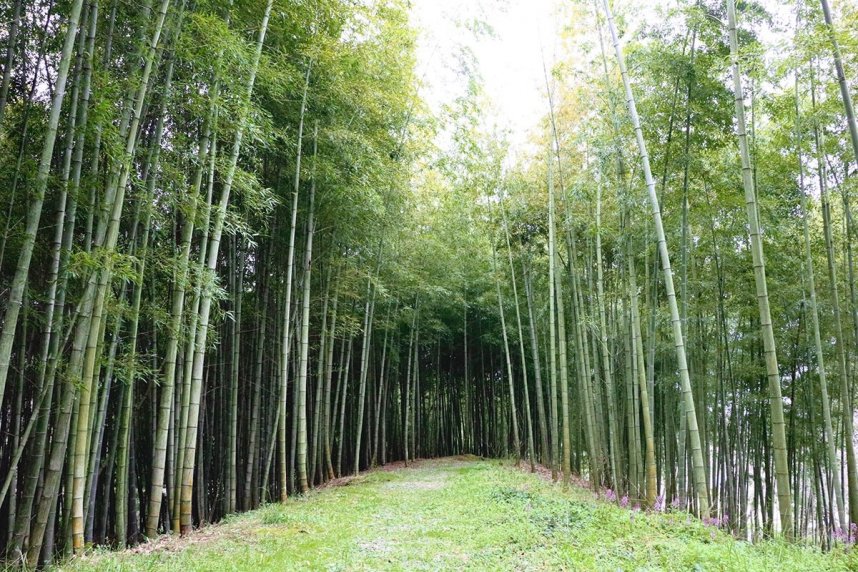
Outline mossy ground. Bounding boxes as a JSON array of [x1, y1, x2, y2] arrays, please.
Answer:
[[57, 457, 855, 571]]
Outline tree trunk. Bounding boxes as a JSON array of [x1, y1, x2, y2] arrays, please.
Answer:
[[601, 0, 710, 517], [726, 0, 792, 536]]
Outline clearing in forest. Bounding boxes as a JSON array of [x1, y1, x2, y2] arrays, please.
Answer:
[[58, 457, 853, 571]]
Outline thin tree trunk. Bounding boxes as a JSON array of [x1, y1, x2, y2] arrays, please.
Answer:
[[500, 196, 536, 471], [323, 289, 339, 479], [594, 182, 620, 488], [310, 268, 331, 484], [180, 0, 273, 533], [279, 60, 312, 501], [818, 0, 858, 173], [811, 68, 858, 530], [492, 242, 521, 464], [337, 338, 354, 475], [726, 0, 792, 536], [145, 79, 217, 539], [0, 0, 84, 409], [552, 219, 572, 482], [72, 0, 173, 551], [354, 249, 381, 475], [524, 263, 550, 466], [795, 70, 846, 531], [601, 0, 709, 516], [0, 0, 22, 127], [628, 244, 657, 508], [296, 124, 318, 494], [244, 278, 267, 508], [547, 154, 561, 480]]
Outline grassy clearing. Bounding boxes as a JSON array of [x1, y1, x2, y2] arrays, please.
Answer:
[[57, 457, 855, 571]]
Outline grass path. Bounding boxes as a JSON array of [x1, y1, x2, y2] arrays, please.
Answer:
[[60, 457, 854, 571]]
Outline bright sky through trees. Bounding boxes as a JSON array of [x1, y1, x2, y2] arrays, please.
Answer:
[[411, 0, 798, 158], [411, 0, 560, 155]]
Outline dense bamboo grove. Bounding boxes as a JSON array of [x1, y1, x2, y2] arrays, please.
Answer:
[[2, 0, 858, 566]]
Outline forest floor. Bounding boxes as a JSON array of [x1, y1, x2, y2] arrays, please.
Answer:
[[57, 456, 855, 571]]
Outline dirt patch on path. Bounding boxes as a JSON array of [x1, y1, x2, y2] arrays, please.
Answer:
[[382, 474, 447, 491], [376, 454, 481, 472], [379, 456, 482, 491]]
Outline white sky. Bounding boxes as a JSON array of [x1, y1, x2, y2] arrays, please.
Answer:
[[410, 0, 561, 156], [409, 0, 798, 159]]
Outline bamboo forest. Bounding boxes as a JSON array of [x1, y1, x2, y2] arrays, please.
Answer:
[[3, 0, 858, 569]]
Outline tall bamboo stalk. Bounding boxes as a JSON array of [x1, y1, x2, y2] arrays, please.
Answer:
[[726, 0, 792, 536], [600, 0, 709, 516]]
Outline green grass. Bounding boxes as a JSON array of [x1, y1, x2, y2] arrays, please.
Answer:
[[57, 457, 856, 571]]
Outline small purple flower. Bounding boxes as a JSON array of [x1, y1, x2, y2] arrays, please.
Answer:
[[670, 497, 682, 509], [605, 489, 617, 502], [633, 503, 641, 512], [702, 515, 728, 529], [654, 494, 665, 512], [620, 495, 629, 508], [835, 527, 855, 545]]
